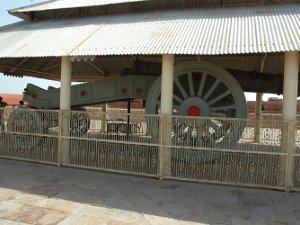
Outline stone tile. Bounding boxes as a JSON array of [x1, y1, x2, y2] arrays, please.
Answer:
[[273, 192, 300, 209], [73, 204, 109, 218], [196, 212, 232, 225], [182, 201, 205, 215], [0, 189, 19, 201], [293, 210, 300, 222], [200, 201, 251, 225], [178, 221, 210, 225], [0, 201, 22, 217], [12, 194, 48, 208], [126, 194, 172, 217], [164, 189, 198, 203], [57, 214, 112, 225], [196, 191, 238, 204], [25, 185, 59, 197], [232, 217, 266, 225], [1, 204, 69, 225], [143, 214, 183, 225], [203, 202, 250, 219], [171, 212, 209, 225], [1, 159, 300, 225], [0, 219, 30, 225], [54, 189, 105, 206], [107, 221, 135, 225], [264, 220, 289, 225], [238, 192, 275, 207], [271, 209, 300, 224], [140, 189, 175, 203], [42, 198, 83, 213], [156, 201, 195, 218], [101, 208, 147, 224], [249, 206, 275, 221]]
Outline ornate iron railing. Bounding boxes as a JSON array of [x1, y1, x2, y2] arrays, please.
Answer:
[[60, 109, 160, 176], [293, 122, 300, 190], [0, 108, 58, 164], [0, 107, 299, 191], [156, 116, 286, 189]]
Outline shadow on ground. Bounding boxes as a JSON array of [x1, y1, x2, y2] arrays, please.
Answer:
[[0, 158, 300, 225]]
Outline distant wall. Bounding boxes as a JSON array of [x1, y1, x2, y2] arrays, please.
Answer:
[[247, 100, 300, 113]]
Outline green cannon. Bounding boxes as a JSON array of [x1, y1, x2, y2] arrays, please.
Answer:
[[7, 62, 248, 149]]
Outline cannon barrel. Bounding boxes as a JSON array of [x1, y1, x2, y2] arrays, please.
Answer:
[[226, 69, 284, 95], [122, 60, 297, 96]]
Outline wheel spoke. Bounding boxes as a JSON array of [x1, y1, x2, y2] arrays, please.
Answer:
[[174, 76, 189, 99], [203, 78, 221, 101], [196, 72, 207, 98], [211, 104, 236, 112], [173, 93, 184, 104], [207, 89, 232, 106], [187, 72, 195, 97]]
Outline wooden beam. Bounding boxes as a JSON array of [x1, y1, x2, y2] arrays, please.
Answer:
[[10, 58, 29, 73], [0, 65, 59, 79], [95, 57, 107, 76], [87, 61, 106, 77], [39, 58, 59, 71]]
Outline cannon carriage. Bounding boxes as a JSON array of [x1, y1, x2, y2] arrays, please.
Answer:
[[6, 60, 293, 149]]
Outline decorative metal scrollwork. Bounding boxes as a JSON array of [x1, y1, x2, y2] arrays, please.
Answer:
[[145, 62, 247, 155], [70, 107, 91, 137]]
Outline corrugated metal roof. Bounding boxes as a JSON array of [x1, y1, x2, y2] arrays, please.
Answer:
[[9, 0, 148, 13], [1, 4, 300, 57]]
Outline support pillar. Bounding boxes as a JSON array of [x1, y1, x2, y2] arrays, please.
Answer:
[[254, 54, 267, 143], [60, 57, 72, 110], [59, 56, 72, 165], [281, 51, 299, 191], [160, 55, 174, 115], [101, 104, 107, 133], [159, 54, 174, 178], [283, 52, 299, 121], [254, 93, 263, 143], [127, 100, 131, 139]]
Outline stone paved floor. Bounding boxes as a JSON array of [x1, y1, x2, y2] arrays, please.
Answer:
[[0, 159, 300, 225]]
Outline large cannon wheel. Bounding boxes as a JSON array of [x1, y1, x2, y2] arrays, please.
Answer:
[[7, 108, 43, 151], [70, 106, 91, 137], [145, 61, 247, 148]]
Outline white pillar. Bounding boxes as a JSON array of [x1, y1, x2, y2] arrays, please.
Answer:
[[159, 54, 174, 179], [281, 51, 299, 191], [59, 56, 72, 165], [60, 56, 72, 110], [283, 52, 299, 121], [254, 54, 267, 143], [160, 54, 174, 115]]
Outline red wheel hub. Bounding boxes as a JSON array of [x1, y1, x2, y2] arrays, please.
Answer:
[[188, 106, 201, 116]]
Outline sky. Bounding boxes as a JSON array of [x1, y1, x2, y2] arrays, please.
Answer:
[[0, 0, 60, 94], [0, 1, 282, 101]]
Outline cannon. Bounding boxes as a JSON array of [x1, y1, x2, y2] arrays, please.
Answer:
[[7, 61, 250, 151]]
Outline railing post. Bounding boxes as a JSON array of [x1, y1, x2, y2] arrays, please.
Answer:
[[254, 93, 262, 143], [0, 109, 2, 133], [60, 110, 70, 165], [57, 110, 62, 167], [285, 121, 296, 192], [57, 110, 71, 167], [159, 115, 171, 179], [101, 104, 107, 133]]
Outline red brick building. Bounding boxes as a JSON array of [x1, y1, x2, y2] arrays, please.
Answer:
[[0, 94, 24, 107]]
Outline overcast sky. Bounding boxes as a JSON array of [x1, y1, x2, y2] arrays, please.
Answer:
[[0, 1, 281, 101]]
